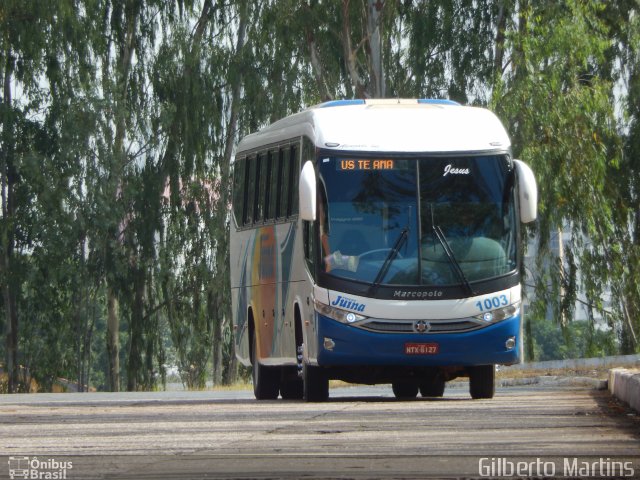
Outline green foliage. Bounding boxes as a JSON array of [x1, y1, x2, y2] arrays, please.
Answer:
[[1, 0, 639, 393], [531, 318, 617, 362], [391, 0, 497, 102], [494, 0, 639, 353]]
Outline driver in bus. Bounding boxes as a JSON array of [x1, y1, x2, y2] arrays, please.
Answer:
[[318, 190, 359, 273]]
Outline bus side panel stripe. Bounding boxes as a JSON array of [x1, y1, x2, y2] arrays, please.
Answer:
[[280, 223, 297, 321], [235, 232, 253, 347]]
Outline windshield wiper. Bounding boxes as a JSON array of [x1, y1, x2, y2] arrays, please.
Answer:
[[432, 225, 475, 296], [369, 227, 409, 295]]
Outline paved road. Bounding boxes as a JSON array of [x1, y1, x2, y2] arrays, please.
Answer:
[[1, 384, 639, 479]]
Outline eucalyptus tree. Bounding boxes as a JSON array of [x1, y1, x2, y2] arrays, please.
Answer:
[[152, 0, 219, 386], [389, 0, 499, 102], [599, 1, 640, 353], [283, 0, 639, 357], [150, 0, 258, 388], [2, 0, 639, 395], [0, 0, 105, 392], [89, 0, 152, 392], [493, 0, 639, 356], [250, 0, 396, 105]]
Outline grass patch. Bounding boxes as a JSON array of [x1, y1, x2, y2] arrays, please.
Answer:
[[210, 381, 253, 391]]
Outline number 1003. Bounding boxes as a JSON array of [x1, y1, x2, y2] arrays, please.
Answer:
[[476, 294, 508, 312]]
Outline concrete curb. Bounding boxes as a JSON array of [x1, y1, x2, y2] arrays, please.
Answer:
[[500, 375, 608, 390], [502, 353, 640, 372], [608, 368, 640, 412], [446, 375, 609, 390]]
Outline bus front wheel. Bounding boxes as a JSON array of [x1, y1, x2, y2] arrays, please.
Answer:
[[468, 365, 495, 399], [303, 363, 329, 402]]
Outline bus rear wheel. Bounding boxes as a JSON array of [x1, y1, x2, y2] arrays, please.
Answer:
[[303, 363, 329, 402], [392, 381, 419, 399], [468, 365, 495, 399], [252, 334, 280, 400], [280, 368, 303, 400]]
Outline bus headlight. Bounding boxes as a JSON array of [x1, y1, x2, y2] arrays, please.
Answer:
[[314, 299, 368, 324], [475, 302, 520, 323]]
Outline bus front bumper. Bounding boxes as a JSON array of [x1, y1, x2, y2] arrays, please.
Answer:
[[316, 313, 521, 367]]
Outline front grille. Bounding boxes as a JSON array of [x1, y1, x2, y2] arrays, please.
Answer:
[[356, 318, 484, 334], [359, 321, 415, 333], [429, 320, 480, 332]]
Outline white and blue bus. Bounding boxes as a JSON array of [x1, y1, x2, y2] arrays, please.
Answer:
[[230, 99, 537, 401]]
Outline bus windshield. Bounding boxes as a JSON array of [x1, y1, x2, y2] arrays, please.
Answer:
[[317, 155, 516, 287]]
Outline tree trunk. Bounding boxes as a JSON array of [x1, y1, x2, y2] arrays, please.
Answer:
[[106, 288, 120, 391], [75, 287, 83, 392], [214, 1, 248, 385], [1, 47, 19, 393], [105, 0, 140, 392], [516, 0, 528, 82], [493, 0, 508, 78], [341, 0, 366, 98], [127, 265, 145, 391], [621, 203, 638, 354], [304, 2, 332, 102], [212, 296, 224, 386], [366, 0, 385, 98]]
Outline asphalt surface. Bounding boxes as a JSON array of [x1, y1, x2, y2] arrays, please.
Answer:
[[1, 383, 639, 479]]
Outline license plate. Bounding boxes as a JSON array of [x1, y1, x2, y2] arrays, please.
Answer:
[[405, 343, 439, 355]]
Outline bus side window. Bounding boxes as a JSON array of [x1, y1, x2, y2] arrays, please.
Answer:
[[254, 153, 264, 223], [232, 159, 245, 226], [264, 151, 273, 221], [304, 220, 316, 277], [243, 156, 255, 225], [268, 150, 278, 220], [287, 144, 299, 217], [274, 148, 285, 219], [280, 147, 290, 219]]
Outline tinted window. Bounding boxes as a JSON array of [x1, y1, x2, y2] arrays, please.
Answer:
[[232, 159, 245, 225], [317, 155, 516, 286], [318, 158, 419, 284], [287, 145, 298, 217], [419, 156, 516, 284], [279, 147, 290, 218], [244, 156, 255, 225], [273, 150, 283, 218], [267, 151, 278, 220], [254, 154, 265, 222]]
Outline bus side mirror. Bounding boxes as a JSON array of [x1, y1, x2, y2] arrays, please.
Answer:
[[299, 160, 316, 221], [514, 159, 537, 223]]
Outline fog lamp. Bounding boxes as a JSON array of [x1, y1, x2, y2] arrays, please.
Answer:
[[505, 336, 516, 350]]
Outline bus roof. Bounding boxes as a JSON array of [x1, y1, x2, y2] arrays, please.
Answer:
[[235, 99, 511, 156]]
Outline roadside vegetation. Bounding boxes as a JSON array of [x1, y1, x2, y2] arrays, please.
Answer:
[[1, 1, 639, 393]]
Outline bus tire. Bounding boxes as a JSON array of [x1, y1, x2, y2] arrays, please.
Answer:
[[303, 363, 329, 402], [420, 378, 445, 397], [252, 334, 280, 400], [468, 365, 495, 399], [392, 381, 419, 399], [280, 372, 303, 400]]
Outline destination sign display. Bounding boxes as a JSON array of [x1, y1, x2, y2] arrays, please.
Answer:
[[338, 159, 395, 171]]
